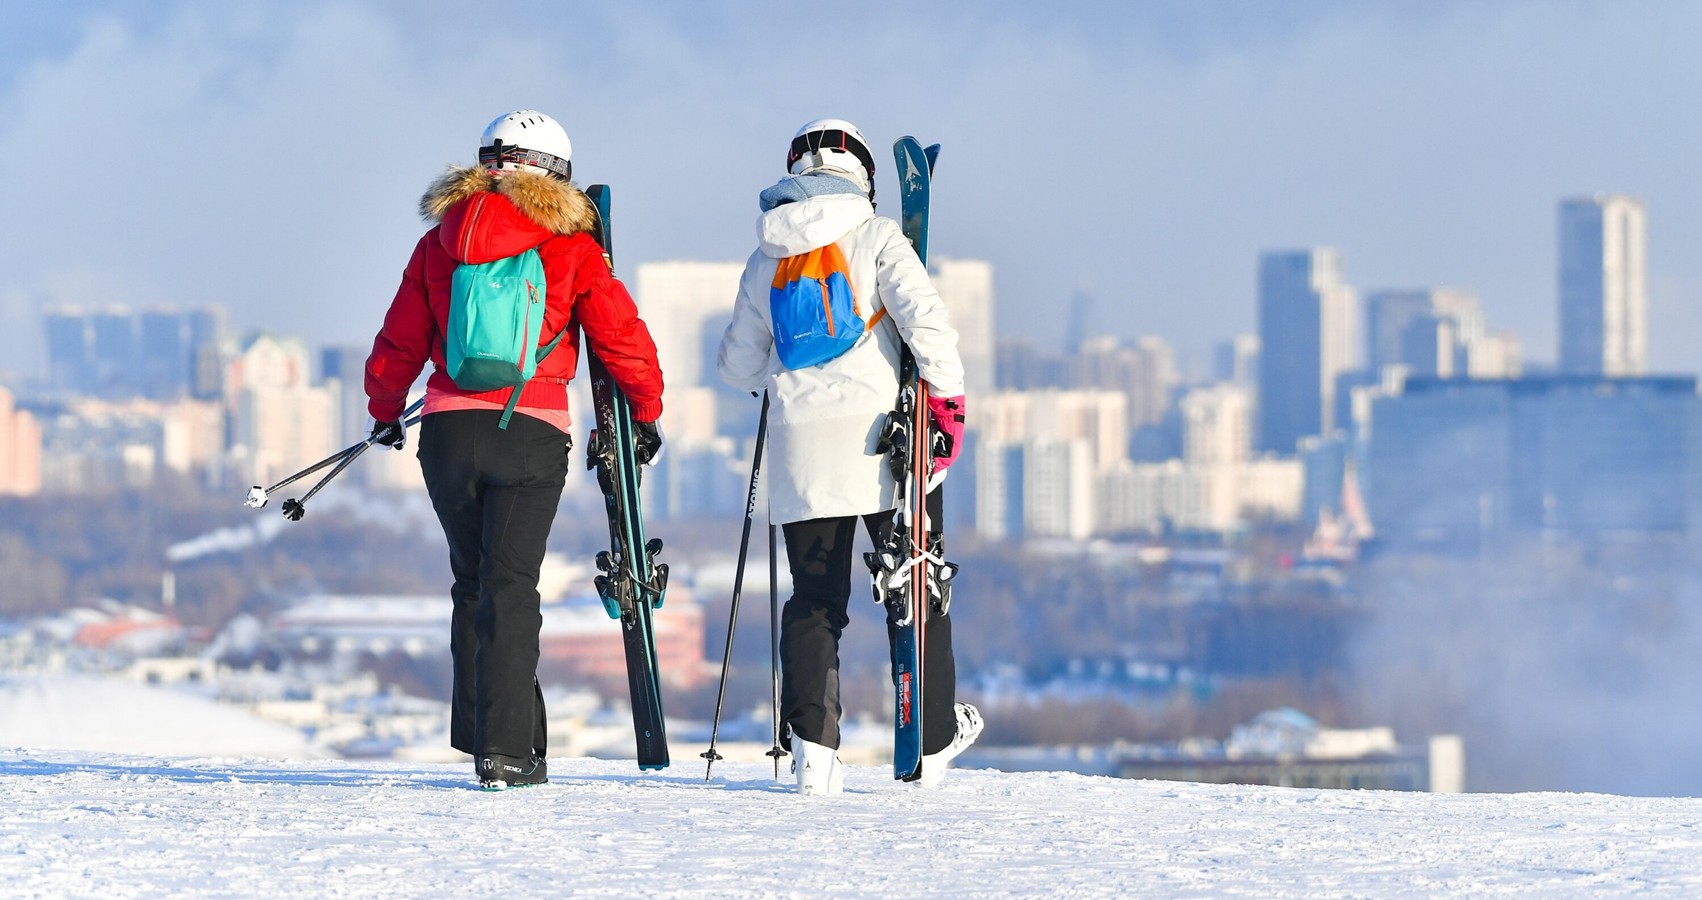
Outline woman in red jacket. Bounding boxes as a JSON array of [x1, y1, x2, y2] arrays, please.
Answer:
[[364, 110, 665, 789]]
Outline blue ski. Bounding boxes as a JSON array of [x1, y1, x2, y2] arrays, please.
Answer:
[[583, 184, 671, 771], [872, 136, 941, 781]]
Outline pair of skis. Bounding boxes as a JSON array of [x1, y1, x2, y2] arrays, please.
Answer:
[[866, 136, 958, 781], [583, 184, 671, 771]]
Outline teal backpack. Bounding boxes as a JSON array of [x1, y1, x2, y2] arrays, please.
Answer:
[[445, 248, 564, 429]]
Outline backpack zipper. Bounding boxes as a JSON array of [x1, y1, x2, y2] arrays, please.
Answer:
[[458, 195, 488, 261], [521, 282, 534, 367]]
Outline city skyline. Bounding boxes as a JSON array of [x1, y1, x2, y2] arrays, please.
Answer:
[[6, 3, 1702, 383], [6, 188, 1671, 395]]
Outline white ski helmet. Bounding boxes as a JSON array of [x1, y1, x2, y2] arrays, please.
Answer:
[[787, 118, 875, 189], [478, 109, 573, 180]]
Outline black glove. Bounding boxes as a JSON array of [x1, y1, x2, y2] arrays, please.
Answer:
[[633, 419, 664, 466], [370, 419, 406, 450]]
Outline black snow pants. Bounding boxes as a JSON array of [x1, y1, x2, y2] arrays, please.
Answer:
[[418, 408, 570, 759], [779, 487, 957, 755]]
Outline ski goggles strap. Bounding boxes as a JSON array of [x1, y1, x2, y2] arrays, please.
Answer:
[[479, 141, 572, 180], [787, 129, 875, 176]]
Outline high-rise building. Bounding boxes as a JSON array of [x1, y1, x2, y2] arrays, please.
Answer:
[[1064, 288, 1095, 354], [1365, 289, 1480, 377], [995, 339, 1070, 390], [187, 307, 226, 399], [90, 307, 138, 398], [634, 261, 743, 438], [1213, 334, 1260, 387], [645, 435, 746, 521], [974, 439, 1093, 540], [978, 390, 1128, 472], [1024, 440, 1094, 539], [226, 335, 337, 486], [634, 262, 742, 389], [1095, 456, 1303, 535], [137, 308, 216, 401], [1365, 375, 1698, 546], [45, 306, 224, 400], [1181, 384, 1252, 466], [1365, 290, 1435, 375], [1464, 332, 1521, 379], [43, 308, 91, 395], [1073, 335, 1177, 429], [1298, 432, 1350, 525], [930, 258, 996, 402], [975, 441, 1024, 541], [38, 397, 222, 492], [1558, 194, 1646, 376], [320, 345, 371, 447], [0, 386, 42, 496], [973, 389, 1127, 540], [138, 309, 188, 399], [1257, 249, 1356, 454]]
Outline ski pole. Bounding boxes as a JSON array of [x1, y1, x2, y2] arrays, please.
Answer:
[[245, 445, 359, 509], [280, 441, 371, 521], [245, 397, 424, 509], [701, 392, 769, 781], [765, 513, 787, 779], [279, 399, 426, 521]]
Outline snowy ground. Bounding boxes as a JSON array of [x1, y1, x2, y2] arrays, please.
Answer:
[[4, 750, 1701, 897], [0, 674, 324, 759]]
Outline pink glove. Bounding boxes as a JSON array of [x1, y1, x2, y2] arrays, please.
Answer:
[[926, 394, 965, 476]]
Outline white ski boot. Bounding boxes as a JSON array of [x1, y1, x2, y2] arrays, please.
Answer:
[[792, 736, 844, 796], [916, 703, 983, 788]]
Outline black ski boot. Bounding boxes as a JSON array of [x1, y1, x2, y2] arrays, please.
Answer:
[[476, 753, 548, 790]]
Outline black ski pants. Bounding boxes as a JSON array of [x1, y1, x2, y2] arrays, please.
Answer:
[[418, 408, 570, 759], [780, 488, 957, 755]]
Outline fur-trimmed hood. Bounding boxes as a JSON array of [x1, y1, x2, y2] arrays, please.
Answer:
[[419, 166, 596, 264], [420, 166, 596, 234]]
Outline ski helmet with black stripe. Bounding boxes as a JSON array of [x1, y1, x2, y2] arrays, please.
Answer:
[[787, 118, 875, 195], [478, 109, 573, 181]]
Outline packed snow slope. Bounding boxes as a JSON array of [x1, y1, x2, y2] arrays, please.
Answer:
[[4, 750, 1701, 896]]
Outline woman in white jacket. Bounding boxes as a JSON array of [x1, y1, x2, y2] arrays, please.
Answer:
[[717, 118, 982, 794]]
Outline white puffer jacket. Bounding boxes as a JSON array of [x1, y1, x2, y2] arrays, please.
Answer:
[[717, 190, 964, 524]]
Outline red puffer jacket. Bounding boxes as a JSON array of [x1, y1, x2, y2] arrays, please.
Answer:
[[364, 167, 664, 424]]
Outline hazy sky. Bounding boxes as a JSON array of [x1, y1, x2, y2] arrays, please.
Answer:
[[4, 1, 1701, 379]]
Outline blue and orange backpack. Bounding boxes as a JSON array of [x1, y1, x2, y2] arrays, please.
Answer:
[[769, 242, 885, 369]]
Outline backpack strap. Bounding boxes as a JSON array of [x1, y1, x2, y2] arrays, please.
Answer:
[[534, 325, 567, 365], [498, 326, 570, 430], [497, 387, 524, 430]]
